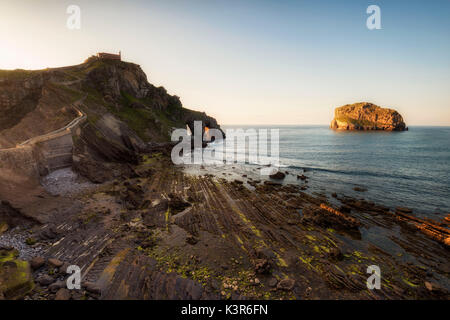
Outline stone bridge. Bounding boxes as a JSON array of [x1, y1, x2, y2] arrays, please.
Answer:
[[0, 95, 87, 178]]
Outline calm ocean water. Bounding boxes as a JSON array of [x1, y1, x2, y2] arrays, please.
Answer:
[[201, 125, 450, 218]]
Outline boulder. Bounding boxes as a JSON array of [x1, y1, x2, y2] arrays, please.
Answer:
[[255, 247, 276, 261], [269, 171, 286, 180], [396, 207, 413, 214], [424, 281, 446, 295], [55, 288, 71, 300], [0, 249, 34, 299], [0, 222, 8, 234], [38, 275, 55, 286], [49, 280, 66, 293], [254, 259, 272, 274], [186, 234, 199, 245], [277, 278, 295, 291], [48, 258, 64, 268], [29, 256, 45, 270], [168, 196, 191, 214], [57, 262, 71, 276], [38, 225, 58, 240], [267, 277, 278, 287], [83, 282, 101, 295]]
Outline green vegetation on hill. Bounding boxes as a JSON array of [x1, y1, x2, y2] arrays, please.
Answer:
[[0, 69, 38, 80], [115, 91, 185, 142], [0, 56, 223, 149]]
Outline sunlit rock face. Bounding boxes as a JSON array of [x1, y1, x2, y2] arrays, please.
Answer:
[[330, 102, 407, 131]]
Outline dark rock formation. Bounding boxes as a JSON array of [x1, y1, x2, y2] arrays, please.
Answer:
[[183, 109, 226, 140], [301, 204, 361, 233], [0, 200, 37, 228], [269, 171, 286, 180], [0, 248, 34, 299], [0, 57, 224, 183], [277, 278, 295, 291], [0, 74, 79, 148], [29, 257, 45, 270], [330, 102, 407, 131], [81, 57, 224, 142]]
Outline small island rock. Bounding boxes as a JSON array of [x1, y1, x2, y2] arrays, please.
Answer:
[[330, 102, 407, 131]]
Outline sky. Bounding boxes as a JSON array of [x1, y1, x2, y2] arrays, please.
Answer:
[[0, 0, 449, 125]]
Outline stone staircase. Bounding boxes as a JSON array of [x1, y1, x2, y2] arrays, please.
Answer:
[[39, 134, 74, 172], [0, 94, 88, 176]]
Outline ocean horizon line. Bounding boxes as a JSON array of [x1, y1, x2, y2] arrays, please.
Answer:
[[219, 124, 450, 127]]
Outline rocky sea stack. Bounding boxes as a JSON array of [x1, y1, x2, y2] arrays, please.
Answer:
[[330, 102, 407, 131]]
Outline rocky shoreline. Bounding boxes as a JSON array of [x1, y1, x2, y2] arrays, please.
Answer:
[[1, 151, 449, 300]]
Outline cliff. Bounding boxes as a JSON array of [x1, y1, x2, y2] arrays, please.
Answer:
[[0, 56, 224, 182], [0, 57, 223, 146], [330, 102, 407, 131]]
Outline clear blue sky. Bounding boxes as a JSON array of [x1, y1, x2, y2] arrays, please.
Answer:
[[1, 0, 449, 125]]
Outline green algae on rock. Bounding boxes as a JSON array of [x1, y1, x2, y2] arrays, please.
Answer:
[[0, 248, 34, 299]]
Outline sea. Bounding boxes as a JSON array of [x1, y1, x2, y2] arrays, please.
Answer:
[[185, 125, 450, 219]]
